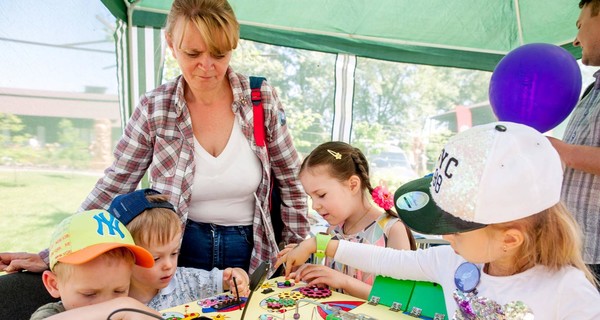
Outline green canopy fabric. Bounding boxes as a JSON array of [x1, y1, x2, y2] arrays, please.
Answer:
[[102, 0, 582, 72], [101, 0, 584, 145]]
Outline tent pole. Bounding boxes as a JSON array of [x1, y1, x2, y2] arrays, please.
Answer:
[[513, 0, 524, 45], [124, 0, 141, 120], [332, 54, 357, 143]]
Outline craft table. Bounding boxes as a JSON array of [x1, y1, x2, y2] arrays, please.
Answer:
[[159, 276, 421, 320]]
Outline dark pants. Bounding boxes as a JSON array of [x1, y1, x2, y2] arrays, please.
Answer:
[[178, 220, 253, 272]]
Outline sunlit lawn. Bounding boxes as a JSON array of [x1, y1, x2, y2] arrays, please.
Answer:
[[0, 169, 101, 255]]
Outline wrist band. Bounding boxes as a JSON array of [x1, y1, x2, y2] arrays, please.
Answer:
[[315, 232, 333, 258]]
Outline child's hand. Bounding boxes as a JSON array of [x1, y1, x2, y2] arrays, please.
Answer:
[[274, 237, 316, 277], [222, 267, 250, 297], [294, 264, 371, 300], [277, 243, 298, 259], [293, 263, 348, 289]]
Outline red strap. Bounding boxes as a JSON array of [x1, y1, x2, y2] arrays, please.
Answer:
[[251, 87, 266, 147], [249, 78, 272, 212]]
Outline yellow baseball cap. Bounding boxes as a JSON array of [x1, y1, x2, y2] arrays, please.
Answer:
[[49, 209, 154, 271]]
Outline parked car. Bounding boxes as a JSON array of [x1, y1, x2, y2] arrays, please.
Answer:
[[368, 146, 418, 184]]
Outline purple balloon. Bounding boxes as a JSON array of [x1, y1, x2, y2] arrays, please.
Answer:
[[489, 43, 582, 133]]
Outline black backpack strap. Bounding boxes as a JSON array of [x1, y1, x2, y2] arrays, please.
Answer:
[[581, 82, 595, 101], [249, 76, 266, 91], [249, 76, 267, 147]]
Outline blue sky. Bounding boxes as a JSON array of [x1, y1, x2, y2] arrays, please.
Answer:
[[0, 1, 118, 94]]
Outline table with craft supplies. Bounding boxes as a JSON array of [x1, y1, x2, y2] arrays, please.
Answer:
[[159, 276, 445, 320]]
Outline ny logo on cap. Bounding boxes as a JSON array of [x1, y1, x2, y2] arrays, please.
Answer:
[[432, 148, 459, 193], [93, 211, 126, 239]]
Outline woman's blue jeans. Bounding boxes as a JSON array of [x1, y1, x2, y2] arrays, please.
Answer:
[[178, 220, 253, 272]]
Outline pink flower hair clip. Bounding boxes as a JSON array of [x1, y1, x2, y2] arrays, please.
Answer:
[[372, 185, 393, 210]]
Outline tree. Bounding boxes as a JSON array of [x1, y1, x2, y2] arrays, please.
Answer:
[[54, 119, 91, 169], [163, 40, 337, 154], [162, 40, 492, 169], [0, 113, 28, 146], [231, 41, 336, 153]]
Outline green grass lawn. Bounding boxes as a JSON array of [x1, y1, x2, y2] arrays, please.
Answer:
[[0, 169, 101, 255]]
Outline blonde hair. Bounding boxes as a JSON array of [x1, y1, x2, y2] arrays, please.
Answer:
[[166, 0, 239, 57], [490, 202, 597, 285], [126, 194, 183, 248], [53, 247, 135, 280]]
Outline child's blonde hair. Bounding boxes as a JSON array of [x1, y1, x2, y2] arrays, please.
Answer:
[[126, 194, 183, 248], [490, 202, 597, 285], [53, 247, 135, 280]]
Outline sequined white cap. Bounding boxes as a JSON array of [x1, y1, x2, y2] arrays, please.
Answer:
[[395, 121, 563, 235]]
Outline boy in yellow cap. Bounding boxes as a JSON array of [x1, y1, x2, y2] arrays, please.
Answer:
[[31, 209, 161, 319]]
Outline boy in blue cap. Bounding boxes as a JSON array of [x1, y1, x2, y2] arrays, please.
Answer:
[[109, 189, 250, 310]]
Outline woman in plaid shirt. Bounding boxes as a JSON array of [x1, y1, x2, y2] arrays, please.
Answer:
[[0, 0, 309, 278], [79, 0, 310, 276]]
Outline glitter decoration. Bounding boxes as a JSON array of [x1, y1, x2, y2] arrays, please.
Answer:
[[431, 130, 495, 223], [504, 301, 535, 320], [451, 262, 533, 319], [453, 289, 534, 319]]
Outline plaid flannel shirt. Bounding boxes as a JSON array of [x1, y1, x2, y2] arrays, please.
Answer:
[[78, 67, 309, 274]]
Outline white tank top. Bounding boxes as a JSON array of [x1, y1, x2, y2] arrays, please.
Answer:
[[187, 120, 262, 226]]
